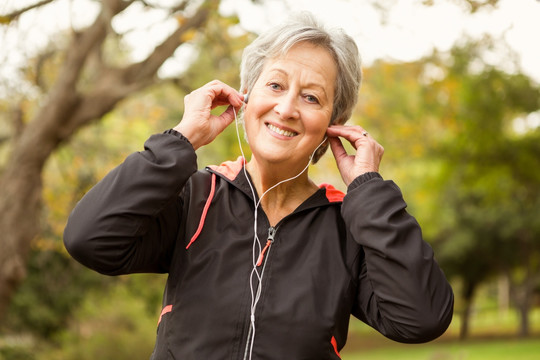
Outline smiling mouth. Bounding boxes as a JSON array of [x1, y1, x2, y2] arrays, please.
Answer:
[[266, 123, 298, 137]]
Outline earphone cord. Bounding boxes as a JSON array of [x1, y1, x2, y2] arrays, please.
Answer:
[[233, 107, 326, 360]]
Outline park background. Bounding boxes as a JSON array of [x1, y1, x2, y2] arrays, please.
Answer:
[[1, 0, 539, 358]]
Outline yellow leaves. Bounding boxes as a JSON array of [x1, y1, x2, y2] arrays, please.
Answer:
[[180, 28, 197, 43], [0, 15, 11, 25], [175, 14, 186, 26], [175, 13, 199, 42]]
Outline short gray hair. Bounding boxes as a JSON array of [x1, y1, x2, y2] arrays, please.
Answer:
[[239, 12, 362, 162]]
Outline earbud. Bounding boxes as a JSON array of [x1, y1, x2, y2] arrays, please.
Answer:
[[243, 93, 249, 104]]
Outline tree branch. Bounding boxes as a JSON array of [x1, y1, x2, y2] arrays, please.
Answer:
[[139, 0, 189, 13], [0, 0, 55, 24], [124, 1, 213, 83], [61, 2, 215, 137], [11, 0, 133, 168], [55, 1, 215, 141]]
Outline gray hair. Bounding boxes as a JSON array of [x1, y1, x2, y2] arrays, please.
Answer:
[[239, 12, 362, 163]]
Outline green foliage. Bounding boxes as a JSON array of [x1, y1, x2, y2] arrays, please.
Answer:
[[417, 38, 540, 337], [43, 277, 163, 360], [3, 249, 108, 339], [344, 307, 540, 359], [427, 38, 540, 279], [0, 345, 35, 360]]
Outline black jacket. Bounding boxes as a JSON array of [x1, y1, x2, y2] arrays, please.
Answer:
[[64, 131, 453, 359]]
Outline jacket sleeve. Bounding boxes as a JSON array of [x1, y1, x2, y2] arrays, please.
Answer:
[[343, 173, 454, 343], [63, 131, 197, 275]]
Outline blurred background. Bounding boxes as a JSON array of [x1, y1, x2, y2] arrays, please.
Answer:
[[0, 0, 539, 359]]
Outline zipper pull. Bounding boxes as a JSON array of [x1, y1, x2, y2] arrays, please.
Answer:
[[256, 227, 276, 267]]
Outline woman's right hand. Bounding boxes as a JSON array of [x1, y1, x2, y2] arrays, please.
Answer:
[[173, 80, 245, 150]]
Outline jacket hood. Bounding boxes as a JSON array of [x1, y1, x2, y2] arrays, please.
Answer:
[[207, 156, 345, 203]]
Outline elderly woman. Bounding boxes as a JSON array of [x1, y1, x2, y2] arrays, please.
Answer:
[[64, 12, 453, 360]]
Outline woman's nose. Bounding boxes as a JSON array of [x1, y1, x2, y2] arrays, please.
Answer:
[[274, 93, 300, 120]]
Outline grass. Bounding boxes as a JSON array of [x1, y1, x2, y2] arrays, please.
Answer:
[[341, 338, 540, 360], [340, 308, 540, 360]]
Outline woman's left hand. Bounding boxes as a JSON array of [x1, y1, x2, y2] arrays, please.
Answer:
[[326, 125, 384, 186]]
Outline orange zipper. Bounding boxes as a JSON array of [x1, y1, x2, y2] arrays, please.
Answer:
[[256, 226, 276, 266]]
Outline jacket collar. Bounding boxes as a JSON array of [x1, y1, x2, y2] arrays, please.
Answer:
[[206, 157, 344, 205]]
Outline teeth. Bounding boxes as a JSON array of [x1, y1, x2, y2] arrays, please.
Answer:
[[267, 123, 297, 137]]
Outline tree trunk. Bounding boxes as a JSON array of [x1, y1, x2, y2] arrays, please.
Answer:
[[459, 280, 477, 340], [498, 274, 510, 314], [508, 234, 537, 338], [516, 267, 532, 338], [0, 0, 213, 323], [0, 163, 43, 322], [518, 300, 530, 337]]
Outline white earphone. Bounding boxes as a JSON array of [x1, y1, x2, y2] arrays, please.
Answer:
[[233, 96, 326, 360]]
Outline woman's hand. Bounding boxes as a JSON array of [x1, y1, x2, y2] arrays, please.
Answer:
[[173, 80, 245, 150], [326, 125, 384, 186]]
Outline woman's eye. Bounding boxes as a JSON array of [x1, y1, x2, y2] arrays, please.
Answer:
[[305, 94, 319, 104], [269, 83, 282, 90]]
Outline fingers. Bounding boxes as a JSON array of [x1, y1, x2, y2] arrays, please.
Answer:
[[205, 80, 244, 109], [184, 80, 244, 114], [218, 105, 238, 127], [326, 124, 384, 186], [326, 125, 371, 149], [327, 124, 383, 156], [328, 136, 347, 161], [174, 80, 243, 150]]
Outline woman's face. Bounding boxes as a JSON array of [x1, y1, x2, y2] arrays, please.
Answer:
[[243, 42, 337, 168]]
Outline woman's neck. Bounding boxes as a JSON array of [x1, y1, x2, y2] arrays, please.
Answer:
[[246, 158, 319, 226]]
